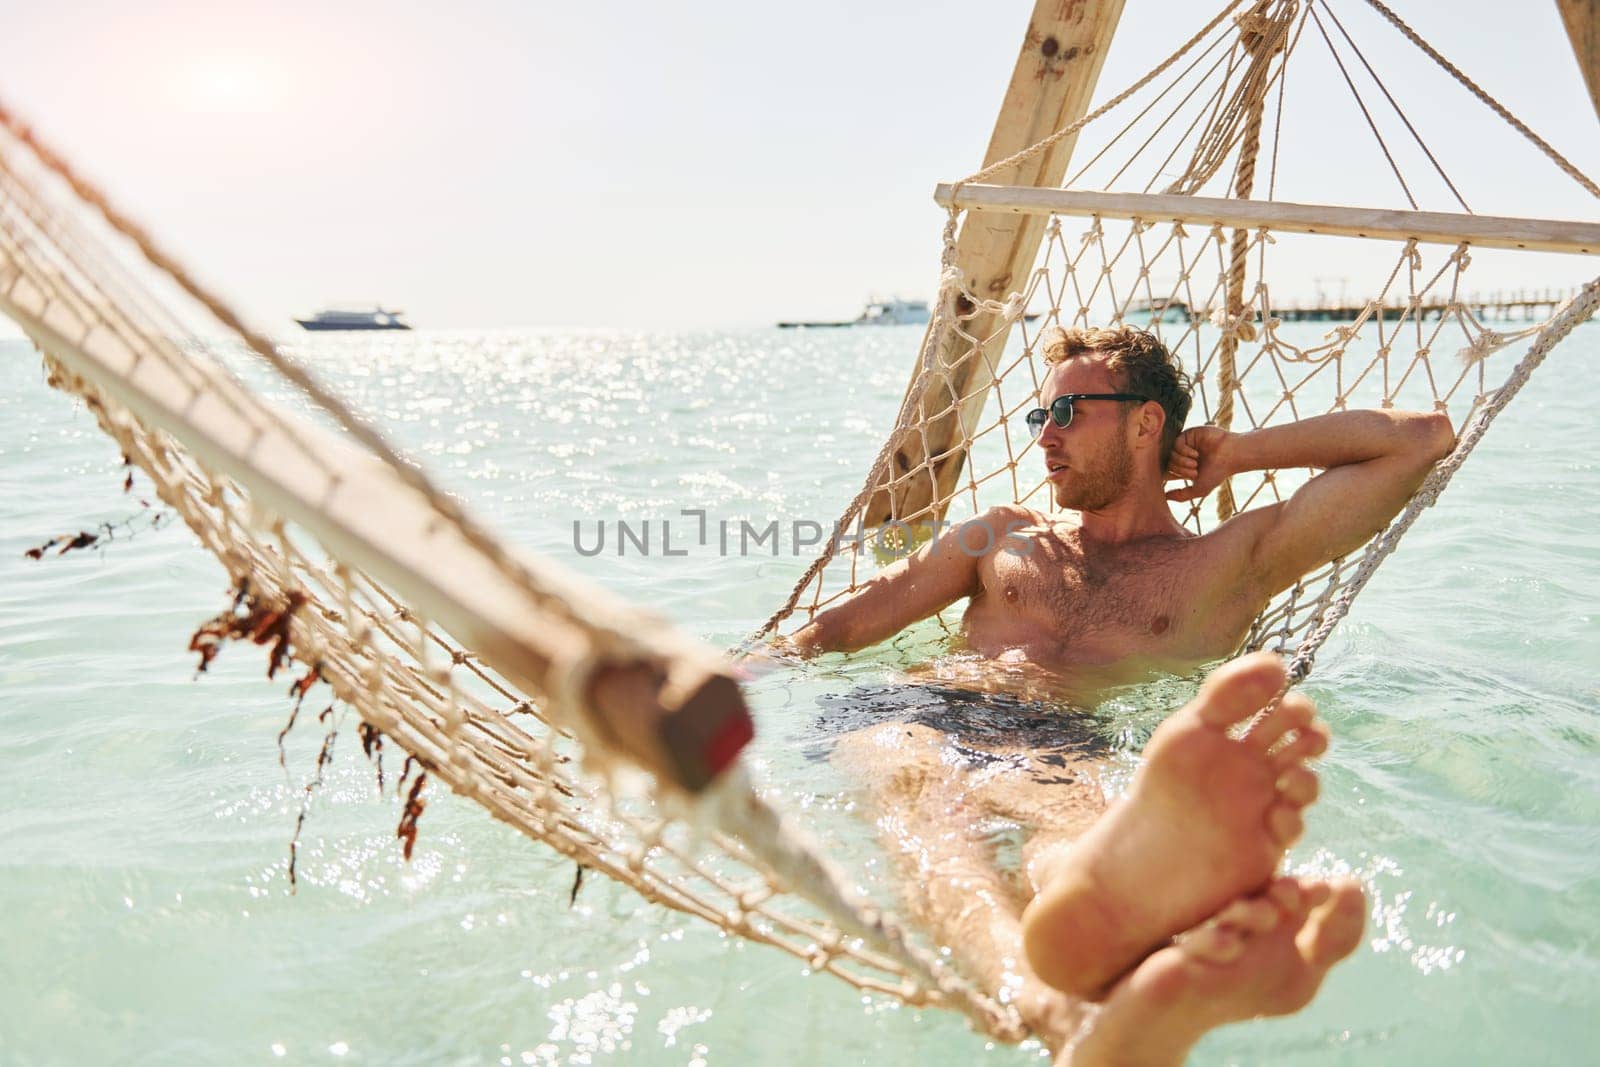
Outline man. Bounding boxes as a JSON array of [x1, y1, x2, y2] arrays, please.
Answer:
[[789, 325, 1455, 682], [784, 326, 1453, 1058]]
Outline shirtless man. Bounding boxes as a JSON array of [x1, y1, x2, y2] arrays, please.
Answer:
[[786, 326, 1454, 1059], [791, 325, 1455, 682]]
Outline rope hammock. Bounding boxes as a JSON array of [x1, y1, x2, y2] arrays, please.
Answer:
[[753, 0, 1600, 695], [4, 0, 1597, 1049], [0, 107, 1017, 1040]]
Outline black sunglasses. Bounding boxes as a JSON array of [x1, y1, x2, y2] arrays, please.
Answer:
[[1024, 393, 1149, 438]]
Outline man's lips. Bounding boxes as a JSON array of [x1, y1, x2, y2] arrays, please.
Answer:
[[1045, 458, 1070, 480]]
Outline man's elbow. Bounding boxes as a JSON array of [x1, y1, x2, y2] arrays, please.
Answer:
[[789, 620, 832, 657], [1402, 410, 1455, 464], [790, 613, 860, 656]]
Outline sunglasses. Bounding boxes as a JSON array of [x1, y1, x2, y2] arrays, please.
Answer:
[[1024, 393, 1149, 438]]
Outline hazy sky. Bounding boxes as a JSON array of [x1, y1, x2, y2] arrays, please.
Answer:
[[1, 0, 1596, 331]]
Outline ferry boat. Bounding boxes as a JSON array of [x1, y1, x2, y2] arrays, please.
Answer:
[[295, 306, 412, 331], [854, 297, 931, 326], [778, 297, 933, 329], [779, 296, 1043, 329]]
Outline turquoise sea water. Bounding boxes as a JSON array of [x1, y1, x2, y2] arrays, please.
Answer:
[[2, 325, 1597, 1065]]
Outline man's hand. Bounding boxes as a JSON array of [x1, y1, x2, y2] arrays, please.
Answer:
[[1165, 426, 1236, 503]]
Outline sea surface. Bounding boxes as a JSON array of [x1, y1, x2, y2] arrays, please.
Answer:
[[1, 325, 1597, 1065]]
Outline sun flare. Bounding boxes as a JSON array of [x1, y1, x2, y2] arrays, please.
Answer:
[[178, 55, 277, 113]]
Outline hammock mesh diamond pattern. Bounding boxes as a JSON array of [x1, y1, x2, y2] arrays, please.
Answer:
[[757, 214, 1600, 682]]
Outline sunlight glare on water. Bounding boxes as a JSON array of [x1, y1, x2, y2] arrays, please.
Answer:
[[1, 324, 1596, 1064]]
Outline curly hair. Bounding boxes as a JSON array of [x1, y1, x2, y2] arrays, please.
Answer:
[[1040, 325, 1194, 465]]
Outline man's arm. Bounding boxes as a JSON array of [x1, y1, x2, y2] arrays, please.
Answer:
[[1166, 410, 1455, 596], [786, 506, 1026, 655]]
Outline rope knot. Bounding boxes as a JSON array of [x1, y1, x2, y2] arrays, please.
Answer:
[[1457, 328, 1509, 367], [1000, 291, 1027, 323], [1209, 306, 1259, 343]]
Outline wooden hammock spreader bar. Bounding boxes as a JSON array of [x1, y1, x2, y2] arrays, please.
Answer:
[[933, 184, 1600, 255], [0, 275, 752, 795]]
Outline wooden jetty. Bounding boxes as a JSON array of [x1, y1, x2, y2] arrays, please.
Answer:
[[1128, 288, 1578, 325], [1268, 288, 1577, 322]]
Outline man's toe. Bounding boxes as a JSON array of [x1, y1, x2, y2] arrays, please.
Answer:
[[1267, 803, 1304, 847], [1270, 721, 1330, 770], [1243, 692, 1314, 751], [1275, 765, 1319, 807], [1192, 652, 1288, 730]]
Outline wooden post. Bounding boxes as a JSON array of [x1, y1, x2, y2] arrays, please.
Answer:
[[863, 0, 1126, 530], [1558, 0, 1600, 124]]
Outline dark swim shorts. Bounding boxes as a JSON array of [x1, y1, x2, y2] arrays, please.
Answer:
[[810, 681, 1115, 776]]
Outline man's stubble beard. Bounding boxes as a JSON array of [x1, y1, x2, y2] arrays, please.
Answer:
[[1053, 430, 1135, 511]]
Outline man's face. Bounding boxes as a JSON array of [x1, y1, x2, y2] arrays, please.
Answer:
[[1036, 355, 1136, 511]]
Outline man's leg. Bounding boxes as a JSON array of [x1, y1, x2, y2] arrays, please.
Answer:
[[831, 719, 1099, 1050]]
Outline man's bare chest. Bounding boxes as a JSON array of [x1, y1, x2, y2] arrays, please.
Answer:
[[976, 531, 1214, 646]]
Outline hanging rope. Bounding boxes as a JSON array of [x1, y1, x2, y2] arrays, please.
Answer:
[[1360, 0, 1600, 199]]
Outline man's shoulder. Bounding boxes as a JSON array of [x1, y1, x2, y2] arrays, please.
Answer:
[[940, 504, 1058, 559], [971, 503, 1061, 543], [976, 502, 1051, 527]]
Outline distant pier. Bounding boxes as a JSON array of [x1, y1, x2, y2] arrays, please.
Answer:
[[1129, 288, 1578, 325]]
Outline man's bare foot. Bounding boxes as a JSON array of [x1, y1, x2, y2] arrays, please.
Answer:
[[1066, 877, 1367, 1066], [1021, 652, 1328, 999]]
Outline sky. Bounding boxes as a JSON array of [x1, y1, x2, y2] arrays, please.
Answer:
[[1, 0, 1597, 332]]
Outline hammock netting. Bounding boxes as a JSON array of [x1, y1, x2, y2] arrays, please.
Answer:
[[4, 0, 1596, 1047], [754, 0, 1600, 690]]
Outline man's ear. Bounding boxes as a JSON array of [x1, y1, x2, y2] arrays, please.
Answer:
[[1138, 401, 1166, 448]]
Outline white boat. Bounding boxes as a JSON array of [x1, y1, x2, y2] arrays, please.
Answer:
[[295, 306, 411, 331], [778, 296, 931, 328], [854, 297, 931, 326]]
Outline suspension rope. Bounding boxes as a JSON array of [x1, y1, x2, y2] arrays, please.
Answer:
[[1316, 0, 1470, 213], [1308, 1, 1418, 210], [1361, 0, 1600, 199]]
